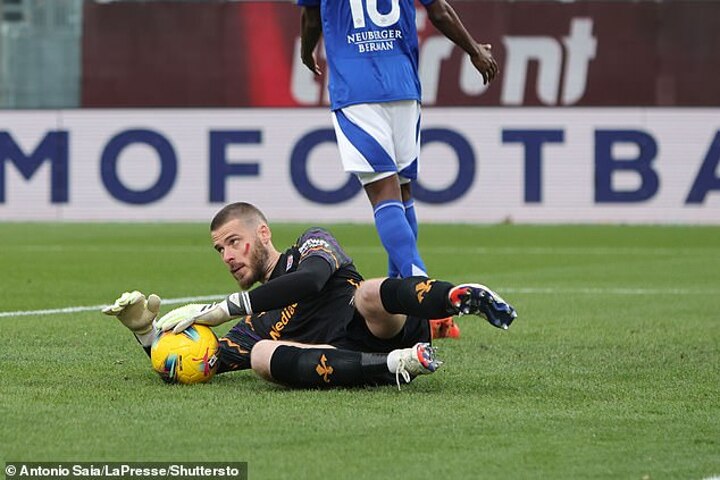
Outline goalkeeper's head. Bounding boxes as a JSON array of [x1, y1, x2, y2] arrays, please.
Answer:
[[210, 202, 279, 290]]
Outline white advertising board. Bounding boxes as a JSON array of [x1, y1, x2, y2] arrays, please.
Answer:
[[0, 108, 718, 223]]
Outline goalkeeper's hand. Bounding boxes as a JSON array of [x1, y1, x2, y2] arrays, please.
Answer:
[[154, 292, 250, 333], [102, 291, 161, 335]]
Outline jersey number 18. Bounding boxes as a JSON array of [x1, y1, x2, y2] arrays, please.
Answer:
[[349, 0, 400, 29]]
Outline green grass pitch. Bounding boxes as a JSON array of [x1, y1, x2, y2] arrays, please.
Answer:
[[1, 222, 718, 479]]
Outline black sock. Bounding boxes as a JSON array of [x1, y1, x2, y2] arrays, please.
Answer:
[[380, 277, 455, 318], [269, 346, 394, 388]]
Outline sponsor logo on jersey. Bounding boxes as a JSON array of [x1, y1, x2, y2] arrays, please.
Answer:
[[347, 29, 403, 54], [299, 237, 331, 255], [286, 255, 294, 271], [269, 303, 297, 340]]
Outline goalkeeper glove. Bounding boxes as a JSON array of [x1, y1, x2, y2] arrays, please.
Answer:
[[154, 292, 251, 333], [102, 291, 161, 335]]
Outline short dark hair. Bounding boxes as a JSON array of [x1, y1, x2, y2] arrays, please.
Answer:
[[210, 202, 268, 231]]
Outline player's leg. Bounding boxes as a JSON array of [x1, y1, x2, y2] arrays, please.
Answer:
[[390, 100, 460, 339], [251, 339, 440, 389], [391, 99, 422, 250], [332, 103, 427, 278], [387, 182, 418, 278], [353, 278, 409, 339], [401, 183, 419, 239], [400, 182, 460, 338], [356, 277, 518, 334], [447, 283, 518, 329], [364, 176, 428, 277], [390, 100, 424, 278], [355, 278, 455, 339]]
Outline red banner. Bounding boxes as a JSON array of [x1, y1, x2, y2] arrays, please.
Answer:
[[82, 1, 720, 107]]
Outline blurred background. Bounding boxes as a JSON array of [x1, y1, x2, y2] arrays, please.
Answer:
[[1, 0, 718, 222]]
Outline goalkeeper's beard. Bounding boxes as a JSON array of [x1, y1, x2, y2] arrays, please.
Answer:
[[236, 237, 270, 290]]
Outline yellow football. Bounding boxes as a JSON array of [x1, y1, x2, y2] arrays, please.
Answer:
[[150, 325, 219, 384]]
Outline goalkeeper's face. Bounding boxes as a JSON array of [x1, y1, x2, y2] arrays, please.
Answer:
[[212, 219, 270, 290], [238, 237, 269, 289]]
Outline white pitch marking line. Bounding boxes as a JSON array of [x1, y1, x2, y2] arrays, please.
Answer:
[[350, 246, 719, 256], [0, 294, 224, 319], [499, 286, 713, 296], [3, 245, 718, 256], [0, 287, 713, 319]]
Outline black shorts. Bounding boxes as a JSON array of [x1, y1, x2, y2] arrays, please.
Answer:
[[333, 310, 431, 353], [216, 321, 263, 373]]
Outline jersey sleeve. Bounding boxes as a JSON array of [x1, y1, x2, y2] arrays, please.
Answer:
[[246, 256, 333, 313], [295, 228, 353, 273], [418, 0, 436, 6], [297, 0, 320, 6]]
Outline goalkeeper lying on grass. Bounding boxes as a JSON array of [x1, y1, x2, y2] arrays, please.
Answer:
[[103, 202, 517, 389]]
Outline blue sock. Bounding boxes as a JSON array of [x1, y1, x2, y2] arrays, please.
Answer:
[[404, 199, 419, 239], [374, 200, 427, 278], [387, 258, 400, 279], [387, 200, 419, 278]]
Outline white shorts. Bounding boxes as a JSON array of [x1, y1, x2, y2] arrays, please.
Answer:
[[331, 100, 421, 186]]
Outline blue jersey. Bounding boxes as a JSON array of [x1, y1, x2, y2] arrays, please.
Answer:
[[298, 0, 435, 110]]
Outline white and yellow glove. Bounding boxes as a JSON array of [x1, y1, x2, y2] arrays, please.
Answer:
[[155, 292, 251, 333], [102, 290, 161, 335]]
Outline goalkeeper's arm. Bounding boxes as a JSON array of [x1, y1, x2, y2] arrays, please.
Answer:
[[156, 256, 333, 332], [246, 256, 333, 312]]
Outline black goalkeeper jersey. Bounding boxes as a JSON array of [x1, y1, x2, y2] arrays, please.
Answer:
[[216, 227, 430, 373], [242, 227, 363, 345]]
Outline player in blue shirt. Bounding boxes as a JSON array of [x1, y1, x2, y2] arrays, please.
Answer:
[[297, 0, 497, 338]]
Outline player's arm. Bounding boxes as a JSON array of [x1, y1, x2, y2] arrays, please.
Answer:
[[248, 255, 333, 310], [300, 5, 323, 75], [156, 257, 334, 333], [424, 0, 498, 84]]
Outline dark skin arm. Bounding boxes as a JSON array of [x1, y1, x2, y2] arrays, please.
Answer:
[[301, 6, 323, 75], [425, 0, 498, 84]]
